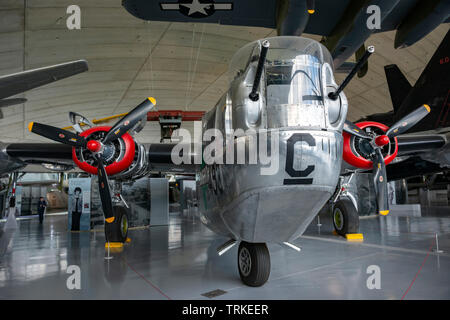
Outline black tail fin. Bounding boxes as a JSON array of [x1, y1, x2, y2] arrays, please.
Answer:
[[365, 30, 449, 131], [384, 64, 412, 114]]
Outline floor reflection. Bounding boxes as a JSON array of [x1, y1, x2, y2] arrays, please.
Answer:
[[0, 208, 448, 299]]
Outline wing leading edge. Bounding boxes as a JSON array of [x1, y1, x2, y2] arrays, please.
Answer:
[[0, 60, 88, 100]]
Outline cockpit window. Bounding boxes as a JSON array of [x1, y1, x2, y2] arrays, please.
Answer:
[[228, 36, 335, 129], [266, 55, 323, 107], [229, 36, 333, 84]]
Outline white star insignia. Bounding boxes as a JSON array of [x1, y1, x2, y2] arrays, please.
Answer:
[[180, 0, 211, 16]]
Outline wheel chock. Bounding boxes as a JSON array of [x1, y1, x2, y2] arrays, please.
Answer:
[[345, 233, 364, 241], [105, 242, 124, 248], [125, 237, 131, 243], [332, 230, 338, 236]]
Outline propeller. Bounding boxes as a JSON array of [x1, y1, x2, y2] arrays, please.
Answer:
[[103, 97, 155, 143], [386, 104, 430, 137], [344, 104, 430, 215], [372, 148, 389, 215], [306, 0, 315, 14], [97, 153, 115, 223], [28, 97, 156, 222], [343, 120, 370, 140], [28, 122, 87, 148]]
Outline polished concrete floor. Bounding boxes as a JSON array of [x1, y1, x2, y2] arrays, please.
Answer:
[[0, 208, 449, 300]]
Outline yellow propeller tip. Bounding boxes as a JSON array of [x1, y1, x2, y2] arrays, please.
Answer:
[[380, 210, 389, 216], [308, 9, 315, 14], [148, 97, 156, 105], [27, 122, 34, 132], [424, 104, 431, 112]]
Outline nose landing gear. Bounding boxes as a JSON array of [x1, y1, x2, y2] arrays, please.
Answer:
[[237, 241, 270, 287]]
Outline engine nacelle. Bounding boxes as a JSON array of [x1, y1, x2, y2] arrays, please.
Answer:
[[112, 143, 148, 180], [72, 126, 136, 175], [342, 121, 398, 169]]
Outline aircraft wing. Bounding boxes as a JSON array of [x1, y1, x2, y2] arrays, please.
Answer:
[[123, 0, 450, 71], [124, 0, 448, 36], [123, 0, 277, 28], [385, 131, 450, 181], [0, 60, 88, 101], [0, 142, 75, 175], [0, 141, 197, 176], [397, 133, 448, 156]]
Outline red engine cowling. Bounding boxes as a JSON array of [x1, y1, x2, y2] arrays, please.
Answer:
[[72, 126, 136, 175], [342, 121, 398, 169]]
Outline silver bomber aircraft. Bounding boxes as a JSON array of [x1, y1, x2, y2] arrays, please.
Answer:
[[0, 37, 436, 287]]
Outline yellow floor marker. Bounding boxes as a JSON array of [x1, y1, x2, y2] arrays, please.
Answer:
[[345, 233, 364, 242], [105, 242, 123, 248]]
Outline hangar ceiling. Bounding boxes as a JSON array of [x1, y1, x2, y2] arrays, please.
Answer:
[[0, 1, 448, 144]]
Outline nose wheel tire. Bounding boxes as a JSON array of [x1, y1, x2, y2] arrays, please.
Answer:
[[105, 205, 129, 243], [332, 198, 359, 236], [237, 241, 270, 287]]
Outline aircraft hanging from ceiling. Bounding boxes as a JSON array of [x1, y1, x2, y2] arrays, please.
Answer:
[[122, 0, 450, 76], [0, 60, 88, 119], [0, 35, 442, 287]]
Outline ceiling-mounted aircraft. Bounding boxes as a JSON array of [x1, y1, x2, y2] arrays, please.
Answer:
[[122, 0, 450, 76], [0, 35, 438, 287], [0, 60, 88, 119]]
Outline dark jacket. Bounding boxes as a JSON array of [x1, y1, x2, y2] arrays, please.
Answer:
[[37, 200, 47, 214]]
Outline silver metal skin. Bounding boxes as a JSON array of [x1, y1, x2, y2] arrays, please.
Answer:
[[283, 242, 302, 252], [334, 174, 358, 212], [217, 239, 237, 256], [110, 180, 130, 209], [41, 163, 74, 172], [0, 142, 27, 174], [197, 37, 348, 243], [112, 142, 148, 180], [0, 37, 348, 247]]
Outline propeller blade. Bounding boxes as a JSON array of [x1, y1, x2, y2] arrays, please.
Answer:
[[386, 104, 431, 137], [306, 0, 315, 14], [96, 155, 114, 222], [343, 120, 371, 140], [28, 122, 86, 147], [103, 97, 156, 144], [372, 148, 389, 216]]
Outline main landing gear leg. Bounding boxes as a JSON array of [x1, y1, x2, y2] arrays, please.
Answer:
[[105, 182, 130, 248], [331, 175, 360, 237], [332, 198, 359, 236], [237, 241, 270, 287], [105, 206, 129, 247]]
